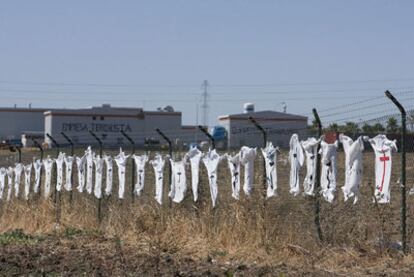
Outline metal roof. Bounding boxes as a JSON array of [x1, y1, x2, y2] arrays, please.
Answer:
[[218, 110, 308, 121]]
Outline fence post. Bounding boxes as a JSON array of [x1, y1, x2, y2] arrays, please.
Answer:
[[198, 125, 215, 149], [248, 116, 269, 247], [121, 130, 135, 202], [156, 128, 173, 206], [312, 108, 324, 243], [8, 145, 21, 163], [385, 90, 407, 254], [61, 132, 74, 156], [61, 132, 74, 203], [89, 131, 103, 223], [46, 133, 62, 224]]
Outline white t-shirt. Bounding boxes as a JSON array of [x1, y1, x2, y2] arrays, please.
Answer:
[[55, 152, 65, 192], [85, 146, 94, 194], [261, 141, 278, 198], [43, 157, 54, 199], [103, 155, 113, 196], [150, 154, 165, 205], [366, 134, 397, 203], [301, 137, 320, 196], [14, 163, 23, 198], [94, 155, 104, 199], [185, 146, 202, 202], [76, 155, 86, 193], [114, 149, 130, 199], [339, 134, 364, 204], [64, 155, 74, 191], [6, 167, 13, 201], [33, 159, 42, 194], [240, 146, 257, 196], [133, 154, 148, 196], [319, 140, 338, 203], [289, 134, 304, 196], [23, 164, 32, 200], [202, 149, 221, 207], [226, 153, 241, 200], [0, 167, 6, 200], [169, 159, 187, 203]]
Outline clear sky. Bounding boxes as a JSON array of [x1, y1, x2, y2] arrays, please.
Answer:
[[1, 1, 413, 126]]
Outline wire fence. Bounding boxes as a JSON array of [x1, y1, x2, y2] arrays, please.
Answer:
[[0, 90, 413, 255]]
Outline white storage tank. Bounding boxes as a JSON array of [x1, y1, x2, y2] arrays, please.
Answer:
[[243, 103, 255, 113]]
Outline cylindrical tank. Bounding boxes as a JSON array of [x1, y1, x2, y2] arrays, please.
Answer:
[[243, 103, 255, 113]]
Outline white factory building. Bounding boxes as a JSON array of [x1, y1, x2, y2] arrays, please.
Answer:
[[0, 105, 203, 148], [218, 104, 308, 148]]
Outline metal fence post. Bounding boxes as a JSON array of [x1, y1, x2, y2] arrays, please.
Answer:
[[61, 132, 74, 156], [156, 128, 173, 206], [61, 132, 75, 203], [198, 125, 215, 149], [385, 90, 407, 254], [248, 116, 269, 247], [312, 108, 324, 243], [89, 131, 103, 223], [121, 130, 136, 202], [8, 145, 21, 163], [46, 133, 62, 224]]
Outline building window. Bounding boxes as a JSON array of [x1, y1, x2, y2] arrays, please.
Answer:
[[100, 116, 104, 120], [92, 116, 96, 120]]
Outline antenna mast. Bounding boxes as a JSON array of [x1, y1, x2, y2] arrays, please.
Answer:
[[201, 80, 209, 127]]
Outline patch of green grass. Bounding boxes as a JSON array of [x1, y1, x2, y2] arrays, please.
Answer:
[[0, 229, 43, 246]]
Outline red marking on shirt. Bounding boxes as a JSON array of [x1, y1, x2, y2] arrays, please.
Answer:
[[379, 152, 390, 192]]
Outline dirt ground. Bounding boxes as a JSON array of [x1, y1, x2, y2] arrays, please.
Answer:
[[1, 230, 414, 276]]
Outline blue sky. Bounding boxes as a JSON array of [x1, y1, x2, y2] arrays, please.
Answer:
[[1, 1, 413, 126]]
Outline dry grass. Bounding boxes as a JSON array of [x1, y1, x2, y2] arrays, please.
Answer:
[[0, 148, 414, 274]]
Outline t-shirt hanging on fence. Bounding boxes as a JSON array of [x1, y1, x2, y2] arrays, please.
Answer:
[[150, 154, 165, 205], [14, 163, 23, 198], [202, 149, 221, 207], [55, 152, 65, 192], [33, 159, 42, 194], [64, 155, 74, 191], [366, 134, 397, 204], [76, 155, 86, 193], [226, 153, 241, 200], [301, 137, 320, 196], [319, 140, 338, 203], [23, 164, 32, 200], [6, 167, 13, 201], [43, 156, 54, 199], [261, 142, 279, 198], [0, 168, 6, 200], [94, 155, 104, 199], [240, 146, 257, 196], [115, 149, 130, 199], [103, 155, 113, 196], [339, 134, 364, 204], [85, 147, 94, 194], [133, 154, 148, 196], [289, 134, 304, 196], [169, 159, 187, 203], [185, 145, 202, 202]]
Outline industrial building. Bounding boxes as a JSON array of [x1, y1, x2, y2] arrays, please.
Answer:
[[218, 104, 308, 149], [0, 107, 48, 141], [0, 104, 203, 148]]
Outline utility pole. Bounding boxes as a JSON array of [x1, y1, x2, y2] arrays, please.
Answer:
[[201, 80, 209, 128]]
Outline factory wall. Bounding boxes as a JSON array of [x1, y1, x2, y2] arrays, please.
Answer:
[[0, 109, 46, 140], [222, 118, 308, 149]]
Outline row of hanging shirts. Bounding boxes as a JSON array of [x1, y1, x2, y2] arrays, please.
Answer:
[[0, 133, 398, 206], [289, 133, 398, 204]]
